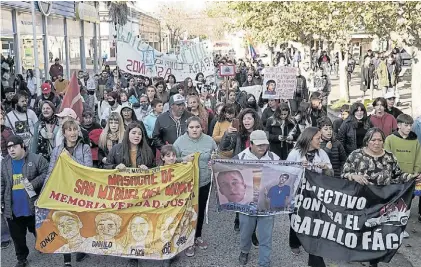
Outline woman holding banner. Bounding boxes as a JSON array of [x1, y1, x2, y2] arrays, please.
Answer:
[[173, 116, 218, 258], [341, 127, 421, 267], [104, 122, 154, 170], [47, 119, 92, 266], [286, 126, 333, 267]]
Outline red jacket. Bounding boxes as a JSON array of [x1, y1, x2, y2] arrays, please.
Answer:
[[370, 113, 397, 136]]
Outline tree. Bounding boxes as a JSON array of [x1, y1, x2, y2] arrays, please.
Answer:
[[361, 1, 421, 117], [225, 1, 364, 102], [107, 1, 130, 26]]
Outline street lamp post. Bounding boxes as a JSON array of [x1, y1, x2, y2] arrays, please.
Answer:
[[31, 1, 41, 96]]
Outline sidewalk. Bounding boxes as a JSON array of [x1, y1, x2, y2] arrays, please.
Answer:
[[327, 66, 412, 116]]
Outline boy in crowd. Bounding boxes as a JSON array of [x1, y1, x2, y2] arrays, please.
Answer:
[[384, 114, 421, 223]]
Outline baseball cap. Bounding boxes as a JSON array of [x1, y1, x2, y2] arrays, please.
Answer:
[[6, 135, 24, 148], [41, 83, 51, 94], [384, 91, 396, 99], [56, 108, 77, 119], [120, 102, 133, 111], [169, 94, 185, 105], [250, 130, 269, 145]]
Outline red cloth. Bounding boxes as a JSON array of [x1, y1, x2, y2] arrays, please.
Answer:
[[245, 137, 250, 148], [88, 129, 102, 161], [60, 72, 83, 120], [370, 113, 397, 137]]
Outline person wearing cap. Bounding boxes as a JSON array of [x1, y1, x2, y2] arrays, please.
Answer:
[[4, 91, 38, 148], [55, 108, 90, 147], [1, 135, 49, 267], [53, 73, 69, 96], [33, 82, 61, 116], [384, 91, 403, 119], [233, 130, 280, 267], [152, 93, 192, 150], [49, 58, 63, 82], [2, 86, 15, 113], [30, 101, 59, 161]]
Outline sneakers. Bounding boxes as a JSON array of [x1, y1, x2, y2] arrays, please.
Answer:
[[1, 240, 11, 249], [251, 232, 259, 247], [64, 263, 72, 267], [76, 253, 87, 262], [291, 247, 301, 255], [234, 218, 240, 232], [185, 246, 195, 257], [127, 259, 138, 267], [14, 260, 28, 267], [239, 252, 249, 265], [195, 237, 208, 250], [403, 231, 409, 238]]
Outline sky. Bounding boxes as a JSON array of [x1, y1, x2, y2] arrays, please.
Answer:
[[135, 0, 207, 14]]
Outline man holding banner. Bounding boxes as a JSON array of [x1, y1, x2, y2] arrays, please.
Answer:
[[232, 130, 280, 266]]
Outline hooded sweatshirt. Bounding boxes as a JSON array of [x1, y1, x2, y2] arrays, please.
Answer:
[[384, 131, 421, 174], [369, 113, 397, 136]]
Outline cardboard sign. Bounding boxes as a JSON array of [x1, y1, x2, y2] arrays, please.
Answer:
[[219, 64, 236, 77], [262, 66, 297, 99]]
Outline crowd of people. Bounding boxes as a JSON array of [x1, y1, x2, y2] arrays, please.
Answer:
[[1, 48, 421, 267]]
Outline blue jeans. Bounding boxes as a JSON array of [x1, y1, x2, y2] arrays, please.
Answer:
[[239, 214, 275, 267], [1, 214, 10, 242]]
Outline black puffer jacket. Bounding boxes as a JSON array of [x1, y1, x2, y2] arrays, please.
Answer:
[[337, 116, 373, 155], [320, 138, 347, 178], [152, 111, 192, 149], [219, 131, 249, 157], [265, 117, 300, 160]]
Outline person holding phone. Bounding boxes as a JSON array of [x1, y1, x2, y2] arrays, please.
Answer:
[[219, 108, 263, 242]]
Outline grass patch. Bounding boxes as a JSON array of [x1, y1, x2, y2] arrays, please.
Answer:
[[330, 99, 351, 111]]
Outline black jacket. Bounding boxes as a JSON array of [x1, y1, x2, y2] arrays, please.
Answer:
[[152, 111, 192, 149], [261, 108, 275, 128], [337, 116, 373, 155], [332, 118, 343, 134], [219, 131, 250, 157], [104, 143, 155, 169], [265, 117, 300, 160], [385, 106, 403, 119], [320, 138, 347, 178]]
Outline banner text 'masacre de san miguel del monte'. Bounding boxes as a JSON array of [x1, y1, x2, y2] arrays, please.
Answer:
[[35, 152, 199, 260]]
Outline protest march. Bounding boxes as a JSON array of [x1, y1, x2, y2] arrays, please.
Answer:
[[1, 2, 421, 267]]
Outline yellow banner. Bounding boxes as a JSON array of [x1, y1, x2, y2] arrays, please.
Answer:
[[35, 152, 199, 260]]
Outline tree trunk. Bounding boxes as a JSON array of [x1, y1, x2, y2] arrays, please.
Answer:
[[339, 51, 349, 102], [411, 48, 421, 118]]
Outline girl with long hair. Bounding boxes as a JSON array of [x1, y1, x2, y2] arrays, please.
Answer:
[[105, 122, 154, 170], [187, 95, 210, 134], [287, 127, 332, 267], [146, 85, 158, 105], [266, 103, 299, 160], [98, 113, 125, 167], [26, 69, 36, 98], [155, 80, 170, 104]]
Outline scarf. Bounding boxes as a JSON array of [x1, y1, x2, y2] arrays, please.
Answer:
[[106, 131, 119, 152]]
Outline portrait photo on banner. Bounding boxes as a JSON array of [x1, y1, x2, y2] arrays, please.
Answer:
[[256, 165, 301, 212], [215, 168, 254, 206]]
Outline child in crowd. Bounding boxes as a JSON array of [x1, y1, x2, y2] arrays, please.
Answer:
[[318, 117, 347, 178], [333, 104, 349, 134], [160, 144, 177, 166]]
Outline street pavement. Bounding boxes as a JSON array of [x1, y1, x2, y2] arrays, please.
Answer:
[[1, 188, 420, 267]]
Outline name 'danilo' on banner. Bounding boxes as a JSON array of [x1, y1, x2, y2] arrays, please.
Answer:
[[292, 178, 407, 250]]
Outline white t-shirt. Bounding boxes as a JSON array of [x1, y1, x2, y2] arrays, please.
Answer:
[[5, 109, 38, 147]]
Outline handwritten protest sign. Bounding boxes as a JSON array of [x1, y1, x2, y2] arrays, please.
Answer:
[[116, 25, 214, 81], [239, 85, 263, 100], [212, 159, 303, 216], [35, 153, 199, 260], [262, 66, 297, 99]]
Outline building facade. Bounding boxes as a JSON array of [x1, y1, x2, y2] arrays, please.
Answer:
[[1, 1, 100, 86]]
